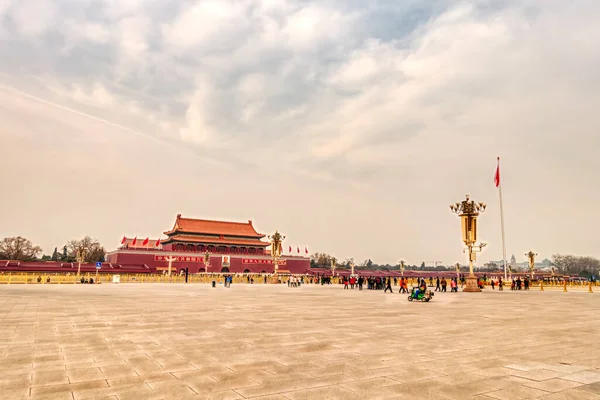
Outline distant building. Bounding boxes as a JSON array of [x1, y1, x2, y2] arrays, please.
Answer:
[[107, 214, 310, 274], [488, 255, 549, 271]]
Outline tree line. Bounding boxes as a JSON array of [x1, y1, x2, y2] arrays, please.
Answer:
[[551, 254, 600, 278], [309, 252, 449, 271], [0, 236, 106, 263], [310, 252, 600, 277]]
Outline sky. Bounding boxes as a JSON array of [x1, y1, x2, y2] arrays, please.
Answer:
[[1, 0, 599, 266]]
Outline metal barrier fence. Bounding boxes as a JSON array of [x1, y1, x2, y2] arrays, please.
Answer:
[[0, 273, 317, 285], [0, 273, 597, 289]]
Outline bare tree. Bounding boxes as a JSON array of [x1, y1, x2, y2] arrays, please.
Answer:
[[309, 252, 336, 269], [552, 254, 600, 276], [66, 236, 106, 263], [0, 236, 43, 261], [341, 258, 354, 268], [551, 254, 576, 274]]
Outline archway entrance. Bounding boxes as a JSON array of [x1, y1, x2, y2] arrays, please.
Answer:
[[221, 267, 230, 273]]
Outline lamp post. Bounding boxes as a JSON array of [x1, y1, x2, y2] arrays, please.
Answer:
[[399, 260, 405, 277], [525, 251, 537, 279], [166, 255, 176, 276], [449, 194, 487, 292], [455, 263, 461, 280], [76, 247, 86, 278], [203, 251, 211, 274], [268, 230, 285, 277], [331, 257, 336, 277], [350, 260, 355, 276]]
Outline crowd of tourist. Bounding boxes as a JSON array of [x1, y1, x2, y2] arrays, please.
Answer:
[[324, 274, 522, 294], [209, 272, 542, 293], [288, 276, 301, 287]]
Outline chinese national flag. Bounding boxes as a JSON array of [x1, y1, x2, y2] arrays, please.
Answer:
[[494, 157, 500, 188], [132, 237, 137, 246], [297, 246, 300, 254], [155, 238, 161, 247], [288, 245, 292, 253], [142, 237, 149, 246], [121, 236, 126, 244], [305, 246, 308, 254]]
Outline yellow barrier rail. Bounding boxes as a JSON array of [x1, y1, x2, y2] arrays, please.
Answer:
[[0, 272, 319, 285], [1, 272, 597, 288]]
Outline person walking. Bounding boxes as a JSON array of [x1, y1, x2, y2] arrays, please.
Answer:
[[384, 277, 393, 293], [441, 278, 447, 292], [435, 277, 441, 292]]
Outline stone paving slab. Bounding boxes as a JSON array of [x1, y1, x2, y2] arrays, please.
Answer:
[[0, 284, 599, 399]]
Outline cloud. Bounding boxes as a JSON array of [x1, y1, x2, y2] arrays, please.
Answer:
[[1, 0, 600, 265], [6, 0, 58, 36], [70, 82, 116, 108], [161, 1, 250, 53]]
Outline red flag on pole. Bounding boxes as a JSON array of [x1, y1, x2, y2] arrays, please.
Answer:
[[288, 245, 292, 253], [121, 236, 126, 244], [155, 238, 161, 247], [305, 246, 308, 254], [132, 237, 137, 246], [494, 157, 500, 187], [297, 246, 300, 254], [142, 237, 149, 246]]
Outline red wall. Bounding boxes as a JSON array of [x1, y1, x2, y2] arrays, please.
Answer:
[[107, 250, 310, 274]]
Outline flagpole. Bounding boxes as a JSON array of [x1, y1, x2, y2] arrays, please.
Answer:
[[497, 157, 508, 281]]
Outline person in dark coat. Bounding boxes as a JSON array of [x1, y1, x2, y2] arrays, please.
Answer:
[[384, 277, 393, 293]]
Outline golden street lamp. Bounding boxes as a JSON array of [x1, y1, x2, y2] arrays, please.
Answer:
[[350, 260, 355, 276], [455, 263, 461, 280], [76, 247, 87, 278], [203, 251, 211, 274], [165, 255, 176, 277], [450, 194, 487, 292], [331, 257, 336, 277], [525, 251, 537, 279], [268, 230, 285, 276]]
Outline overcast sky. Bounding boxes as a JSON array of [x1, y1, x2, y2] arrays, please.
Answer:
[[1, 0, 599, 266]]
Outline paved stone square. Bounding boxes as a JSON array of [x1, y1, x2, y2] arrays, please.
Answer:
[[1, 283, 600, 400]]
